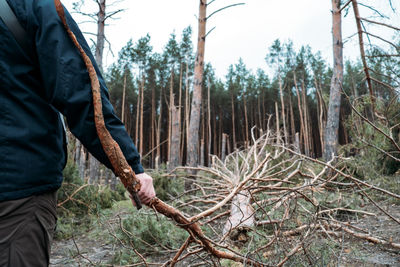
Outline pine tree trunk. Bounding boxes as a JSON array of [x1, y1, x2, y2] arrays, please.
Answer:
[[184, 62, 190, 164], [75, 0, 106, 183], [324, 0, 343, 161], [88, 0, 106, 183], [107, 169, 117, 190], [294, 72, 305, 154], [168, 69, 174, 164], [200, 97, 205, 165], [315, 79, 325, 154], [169, 94, 180, 170], [75, 140, 85, 180], [275, 102, 281, 143], [121, 73, 127, 123], [218, 109, 223, 157], [200, 139, 205, 166], [213, 111, 217, 158], [301, 81, 310, 156], [135, 82, 140, 149], [139, 73, 144, 155], [257, 97, 262, 132], [231, 91, 236, 150], [223, 191, 255, 241], [178, 63, 183, 165], [295, 132, 300, 153], [262, 93, 266, 130], [207, 78, 211, 166], [221, 133, 227, 161], [151, 83, 156, 168], [89, 154, 99, 184], [243, 94, 249, 147], [289, 97, 296, 144], [187, 0, 207, 168], [95, 0, 106, 72], [156, 86, 163, 168], [278, 76, 288, 144]]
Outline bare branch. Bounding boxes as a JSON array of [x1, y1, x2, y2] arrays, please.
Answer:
[[205, 26, 216, 38], [104, 8, 125, 20], [363, 30, 399, 49], [370, 76, 395, 91], [206, 3, 245, 20], [358, 2, 388, 18], [360, 17, 400, 31], [339, 0, 352, 13]]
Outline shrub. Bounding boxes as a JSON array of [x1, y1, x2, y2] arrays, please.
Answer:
[[149, 169, 185, 201], [115, 211, 188, 253]]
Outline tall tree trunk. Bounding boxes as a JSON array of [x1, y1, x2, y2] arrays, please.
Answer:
[[169, 93, 180, 170], [243, 94, 249, 147], [95, 0, 106, 72], [294, 72, 305, 154], [315, 79, 326, 154], [168, 69, 174, 164], [200, 97, 205, 165], [257, 96, 262, 132], [213, 110, 218, 158], [278, 75, 288, 144], [207, 79, 212, 166], [139, 73, 144, 155], [262, 93, 266, 130], [156, 86, 163, 168], [289, 97, 296, 144], [184, 62, 191, 164], [231, 91, 237, 150], [151, 83, 156, 168], [88, 0, 106, 184], [221, 133, 227, 161], [187, 0, 207, 168], [301, 81, 310, 156], [200, 139, 205, 166], [89, 155, 99, 184], [75, 140, 85, 180], [178, 63, 183, 165], [324, 0, 343, 161], [121, 73, 127, 124], [275, 102, 281, 143], [135, 82, 140, 149]]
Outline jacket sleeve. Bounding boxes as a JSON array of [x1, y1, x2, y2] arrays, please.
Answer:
[[28, 0, 144, 174]]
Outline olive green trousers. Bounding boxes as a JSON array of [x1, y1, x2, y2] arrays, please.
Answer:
[[0, 191, 57, 267]]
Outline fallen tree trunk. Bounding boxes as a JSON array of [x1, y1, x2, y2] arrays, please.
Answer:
[[223, 190, 255, 242]]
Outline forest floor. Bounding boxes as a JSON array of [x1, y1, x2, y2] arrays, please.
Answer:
[[49, 200, 400, 267]]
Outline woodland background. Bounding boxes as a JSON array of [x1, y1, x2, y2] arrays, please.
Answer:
[[52, 0, 400, 266]]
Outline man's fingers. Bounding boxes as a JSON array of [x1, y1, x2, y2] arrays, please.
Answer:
[[133, 172, 156, 206]]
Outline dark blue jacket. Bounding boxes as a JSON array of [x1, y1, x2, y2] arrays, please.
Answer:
[[0, 0, 143, 202]]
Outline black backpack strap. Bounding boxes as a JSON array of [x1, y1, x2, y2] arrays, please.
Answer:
[[0, 0, 31, 53], [0, 0, 68, 143]]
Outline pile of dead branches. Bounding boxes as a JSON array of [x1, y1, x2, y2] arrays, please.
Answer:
[[133, 127, 400, 266]]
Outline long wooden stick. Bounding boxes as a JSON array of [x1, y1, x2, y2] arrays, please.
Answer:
[[54, 0, 142, 208]]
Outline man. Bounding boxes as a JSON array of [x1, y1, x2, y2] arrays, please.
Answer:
[[0, 0, 156, 266]]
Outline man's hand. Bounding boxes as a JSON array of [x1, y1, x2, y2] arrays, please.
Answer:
[[131, 172, 156, 206]]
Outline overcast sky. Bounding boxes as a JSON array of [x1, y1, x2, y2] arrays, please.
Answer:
[[64, 0, 400, 79]]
